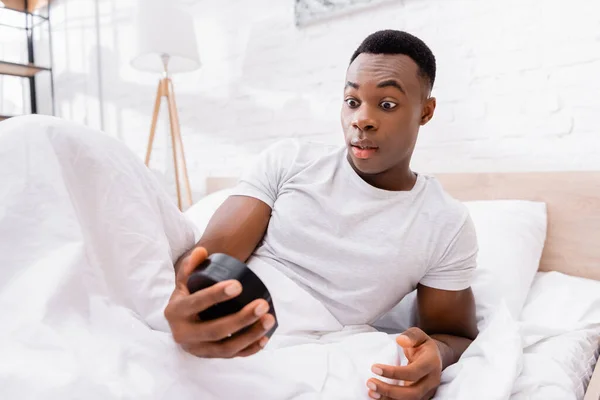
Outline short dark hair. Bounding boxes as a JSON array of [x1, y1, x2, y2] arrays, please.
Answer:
[[350, 30, 436, 91]]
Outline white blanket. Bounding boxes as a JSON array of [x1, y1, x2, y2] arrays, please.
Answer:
[[510, 272, 600, 400], [0, 116, 523, 400]]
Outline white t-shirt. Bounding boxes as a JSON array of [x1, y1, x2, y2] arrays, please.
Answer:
[[231, 139, 478, 326]]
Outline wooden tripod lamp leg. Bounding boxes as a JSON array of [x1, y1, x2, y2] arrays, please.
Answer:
[[145, 79, 164, 166], [165, 86, 183, 211], [166, 79, 193, 208]]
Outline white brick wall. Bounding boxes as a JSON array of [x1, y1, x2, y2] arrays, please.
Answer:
[[45, 0, 600, 199]]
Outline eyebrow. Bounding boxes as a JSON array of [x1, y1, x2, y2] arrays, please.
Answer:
[[345, 79, 406, 94], [377, 79, 406, 94]]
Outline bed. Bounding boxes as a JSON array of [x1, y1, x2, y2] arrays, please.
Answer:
[[204, 172, 600, 400], [3, 116, 599, 399]]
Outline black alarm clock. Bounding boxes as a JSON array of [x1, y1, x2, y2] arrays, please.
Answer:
[[187, 253, 278, 338]]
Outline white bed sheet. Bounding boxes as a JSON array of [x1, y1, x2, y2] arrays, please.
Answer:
[[0, 116, 530, 400], [0, 116, 522, 400], [1, 116, 599, 400], [512, 271, 600, 400]]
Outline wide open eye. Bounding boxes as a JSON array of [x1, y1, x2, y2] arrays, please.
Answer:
[[345, 98, 360, 108], [380, 101, 398, 110]]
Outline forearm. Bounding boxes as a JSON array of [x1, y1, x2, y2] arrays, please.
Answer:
[[174, 236, 237, 276], [173, 196, 271, 276], [430, 334, 473, 370]]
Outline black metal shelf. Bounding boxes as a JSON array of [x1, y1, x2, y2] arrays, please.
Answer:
[[0, 1, 55, 116], [0, 5, 48, 29], [1, 5, 49, 18]]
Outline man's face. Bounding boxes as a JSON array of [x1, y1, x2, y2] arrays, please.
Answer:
[[341, 53, 435, 176]]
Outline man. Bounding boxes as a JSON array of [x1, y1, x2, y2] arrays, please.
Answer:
[[165, 30, 478, 399]]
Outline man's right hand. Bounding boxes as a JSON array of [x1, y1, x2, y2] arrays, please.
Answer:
[[164, 247, 275, 358]]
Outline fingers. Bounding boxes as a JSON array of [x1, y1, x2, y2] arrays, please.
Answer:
[[367, 375, 439, 400], [181, 316, 274, 359], [176, 247, 208, 290], [397, 327, 428, 349], [200, 299, 272, 340], [183, 335, 267, 359], [367, 390, 381, 400], [165, 279, 242, 325], [177, 279, 243, 319], [371, 362, 429, 382], [423, 387, 437, 400], [188, 246, 208, 270], [367, 378, 425, 400], [367, 390, 395, 400], [168, 298, 272, 345], [236, 339, 266, 358], [212, 314, 275, 357], [165, 247, 276, 360]]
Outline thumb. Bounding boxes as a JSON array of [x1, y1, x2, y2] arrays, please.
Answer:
[[175, 246, 208, 292], [397, 327, 429, 349]]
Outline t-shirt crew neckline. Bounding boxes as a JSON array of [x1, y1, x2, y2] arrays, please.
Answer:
[[341, 148, 425, 200]]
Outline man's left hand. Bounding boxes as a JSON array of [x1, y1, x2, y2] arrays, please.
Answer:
[[366, 327, 443, 400]]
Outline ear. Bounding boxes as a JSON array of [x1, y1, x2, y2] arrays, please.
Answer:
[[420, 97, 436, 126]]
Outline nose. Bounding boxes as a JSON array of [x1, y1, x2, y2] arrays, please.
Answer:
[[352, 107, 378, 132]]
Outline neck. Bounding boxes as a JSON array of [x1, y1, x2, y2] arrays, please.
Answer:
[[347, 155, 417, 191]]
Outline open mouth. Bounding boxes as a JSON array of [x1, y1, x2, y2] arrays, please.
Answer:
[[352, 144, 378, 150], [350, 145, 378, 159]]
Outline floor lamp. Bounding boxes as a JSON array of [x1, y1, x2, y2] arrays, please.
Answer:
[[130, 0, 200, 211]]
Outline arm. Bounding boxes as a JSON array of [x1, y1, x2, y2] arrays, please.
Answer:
[[414, 212, 479, 369], [167, 139, 296, 358], [416, 283, 478, 369], [174, 195, 271, 275], [166, 140, 294, 359], [367, 287, 478, 399], [165, 196, 275, 359], [367, 212, 478, 399], [175, 139, 298, 273]]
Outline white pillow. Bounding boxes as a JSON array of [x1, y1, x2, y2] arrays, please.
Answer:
[[374, 200, 547, 332], [467, 200, 547, 320], [185, 188, 234, 241]]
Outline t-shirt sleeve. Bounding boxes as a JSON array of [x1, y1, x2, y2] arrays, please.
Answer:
[[419, 213, 478, 291], [229, 139, 298, 208]]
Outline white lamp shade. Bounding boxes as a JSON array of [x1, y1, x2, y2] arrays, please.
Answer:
[[131, 0, 200, 74]]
